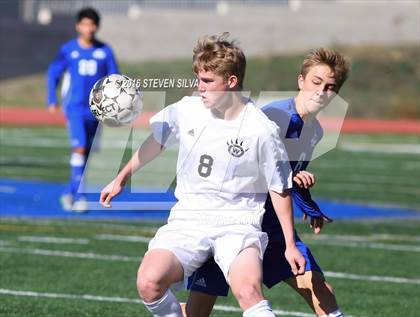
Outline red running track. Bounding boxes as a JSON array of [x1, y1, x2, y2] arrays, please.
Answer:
[[0, 106, 419, 134]]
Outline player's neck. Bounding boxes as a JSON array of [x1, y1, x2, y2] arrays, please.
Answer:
[[212, 94, 246, 121], [78, 37, 95, 48]]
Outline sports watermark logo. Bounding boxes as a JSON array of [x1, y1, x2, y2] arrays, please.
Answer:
[[122, 78, 198, 89], [80, 90, 348, 211]]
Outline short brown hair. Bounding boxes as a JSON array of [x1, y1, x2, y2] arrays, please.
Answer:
[[300, 48, 350, 90], [192, 32, 246, 89]]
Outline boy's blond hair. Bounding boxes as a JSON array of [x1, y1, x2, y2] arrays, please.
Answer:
[[193, 32, 246, 89], [301, 48, 350, 90]]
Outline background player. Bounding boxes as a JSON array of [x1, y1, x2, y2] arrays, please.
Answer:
[[185, 48, 350, 317], [100, 33, 305, 317], [47, 7, 119, 211]]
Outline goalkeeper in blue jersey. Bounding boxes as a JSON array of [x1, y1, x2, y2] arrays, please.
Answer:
[[185, 48, 350, 317], [46, 7, 119, 211]]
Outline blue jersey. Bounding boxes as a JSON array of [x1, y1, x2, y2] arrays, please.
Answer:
[[262, 98, 329, 235], [47, 38, 119, 119]]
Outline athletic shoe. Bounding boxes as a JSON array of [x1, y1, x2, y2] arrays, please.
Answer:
[[72, 198, 89, 213], [60, 193, 73, 211]]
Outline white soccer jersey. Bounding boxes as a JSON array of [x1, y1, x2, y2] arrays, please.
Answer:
[[150, 96, 292, 225]]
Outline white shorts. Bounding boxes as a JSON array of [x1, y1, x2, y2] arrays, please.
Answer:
[[147, 220, 268, 280]]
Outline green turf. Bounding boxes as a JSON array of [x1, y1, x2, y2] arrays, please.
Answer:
[[1, 126, 418, 210], [0, 218, 419, 316], [1, 45, 418, 119]]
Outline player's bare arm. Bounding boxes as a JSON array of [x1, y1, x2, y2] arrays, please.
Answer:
[[100, 134, 164, 207], [269, 189, 306, 275]]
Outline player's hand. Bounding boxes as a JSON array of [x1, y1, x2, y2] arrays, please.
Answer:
[[303, 213, 333, 234], [48, 104, 60, 114], [285, 245, 306, 275], [293, 171, 315, 189], [100, 178, 125, 208]]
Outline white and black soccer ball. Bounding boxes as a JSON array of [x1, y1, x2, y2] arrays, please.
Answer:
[[89, 74, 142, 127]]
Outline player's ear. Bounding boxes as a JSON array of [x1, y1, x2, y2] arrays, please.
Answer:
[[226, 75, 238, 90], [297, 74, 305, 90]]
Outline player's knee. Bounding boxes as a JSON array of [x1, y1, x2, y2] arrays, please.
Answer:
[[233, 284, 262, 308], [136, 272, 165, 302]]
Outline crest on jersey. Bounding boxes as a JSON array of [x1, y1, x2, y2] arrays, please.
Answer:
[[227, 139, 248, 157], [70, 51, 80, 59], [93, 48, 106, 59]]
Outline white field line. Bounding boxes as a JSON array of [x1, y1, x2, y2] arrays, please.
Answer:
[[1, 218, 161, 232], [306, 239, 420, 252], [0, 155, 176, 171], [317, 174, 419, 186], [2, 134, 418, 155], [12, 230, 419, 256], [95, 234, 151, 243], [18, 236, 90, 244], [4, 219, 414, 242], [92, 233, 420, 252], [0, 137, 126, 149], [16, 232, 418, 253], [369, 233, 420, 242], [302, 233, 420, 243], [0, 246, 140, 262], [324, 271, 420, 285], [0, 245, 418, 286], [0, 135, 176, 153], [314, 183, 419, 195], [0, 156, 67, 165], [6, 218, 414, 242], [339, 142, 420, 155], [8, 168, 408, 195], [14, 234, 151, 245], [0, 288, 320, 317], [313, 160, 419, 171]]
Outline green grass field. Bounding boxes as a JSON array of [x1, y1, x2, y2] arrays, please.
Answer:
[[0, 44, 419, 316], [1, 127, 419, 316], [1, 126, 418, 209], [0, 218, 419, 317]]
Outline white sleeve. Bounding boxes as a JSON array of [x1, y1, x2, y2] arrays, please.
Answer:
[[259, 128, 293, 193], [149, 101, 180, 148]]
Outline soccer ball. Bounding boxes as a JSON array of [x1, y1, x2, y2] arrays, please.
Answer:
[[89, 74, 142, 127]]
